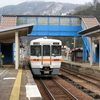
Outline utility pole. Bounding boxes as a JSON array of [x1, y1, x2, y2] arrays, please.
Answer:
[[73, 37, 76, 48]]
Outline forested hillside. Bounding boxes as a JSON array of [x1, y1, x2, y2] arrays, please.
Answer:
[[73, 3, 100, 22]]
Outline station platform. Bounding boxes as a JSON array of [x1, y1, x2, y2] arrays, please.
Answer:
[[0, 65, 42, 100], [62, 60, 100, 78]]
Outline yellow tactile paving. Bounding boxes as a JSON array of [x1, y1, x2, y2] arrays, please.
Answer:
[[9, 69, 22, 100]]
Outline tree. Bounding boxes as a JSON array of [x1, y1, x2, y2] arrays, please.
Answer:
[[52, 36, 82, 49], [72, 2, 100, 22]]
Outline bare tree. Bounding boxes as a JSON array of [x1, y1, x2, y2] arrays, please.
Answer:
[[93, 0, 98, 9], [74, 2, 92, 13]]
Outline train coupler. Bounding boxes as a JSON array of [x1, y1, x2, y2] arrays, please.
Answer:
[[40, 67, 52, 75]]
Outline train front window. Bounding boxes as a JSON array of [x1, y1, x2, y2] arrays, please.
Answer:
[[31, 45, 41, 56], [52, 46, 61, 56], [43, 45, 50, 56]]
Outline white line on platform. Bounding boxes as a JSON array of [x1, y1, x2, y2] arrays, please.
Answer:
[[25, 85, 42, 100], [3, 77, 16, 80]]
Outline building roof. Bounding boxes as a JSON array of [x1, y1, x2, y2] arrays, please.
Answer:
[[0, 23, 34, 43], [81, 16, 99, 29]]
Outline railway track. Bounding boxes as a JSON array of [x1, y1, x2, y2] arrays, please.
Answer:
[[40, 78, 78, 100], [61, 66, 100, 87], [60, 66, 100, 99]]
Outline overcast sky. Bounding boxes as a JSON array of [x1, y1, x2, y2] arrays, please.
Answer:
[[0, 0, 93, 7]]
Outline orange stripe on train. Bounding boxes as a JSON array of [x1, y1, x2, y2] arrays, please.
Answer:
[[30, 59, 62, 61]]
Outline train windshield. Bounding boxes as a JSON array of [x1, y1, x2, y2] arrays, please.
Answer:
[[52, 46, 61, 56], [30, 45, 41, 56], [43, 45, 50, 56]]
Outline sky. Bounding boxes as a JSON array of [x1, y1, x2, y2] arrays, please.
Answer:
[[0, 0, 93, 8]]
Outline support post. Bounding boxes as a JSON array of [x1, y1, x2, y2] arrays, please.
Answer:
[[83, 42, 87, 61], [74, 37, 76, 48], [90, 37, 93, 66], [99, 36, 100, 67], [15, 31, 19, 69]]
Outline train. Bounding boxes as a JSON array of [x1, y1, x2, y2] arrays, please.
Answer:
[[29, 37, 62, 77]]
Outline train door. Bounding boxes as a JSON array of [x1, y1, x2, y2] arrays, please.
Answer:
[[42, 45, 51, 66]]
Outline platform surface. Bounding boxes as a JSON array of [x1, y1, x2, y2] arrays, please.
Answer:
[[62, 60, 100, 78], [62, 60, 100, 69], [0, 66, 42, 100]]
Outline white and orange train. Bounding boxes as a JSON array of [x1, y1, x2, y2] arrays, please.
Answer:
[[29, 37, 62, 77]]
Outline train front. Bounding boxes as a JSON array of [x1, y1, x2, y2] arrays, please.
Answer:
[[29, 38, 62, 77]]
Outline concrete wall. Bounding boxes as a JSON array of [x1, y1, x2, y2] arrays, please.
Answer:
[[62, 62, 100, 78]]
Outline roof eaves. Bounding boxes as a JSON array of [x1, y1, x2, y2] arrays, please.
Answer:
[[78, 24, 100, 35], [0, 23, 34, 33]]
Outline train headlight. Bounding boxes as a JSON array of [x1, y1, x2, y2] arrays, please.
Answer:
[[54, 59, 62, 61], [54, 59, 59, 61], [30, 59, 39, 61]]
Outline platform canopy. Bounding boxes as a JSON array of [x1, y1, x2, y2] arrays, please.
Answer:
[[0, 23, 34, 43], [78, 24, 100, 43], [0, 23, 34, 69], [78, 24, 100, 67]]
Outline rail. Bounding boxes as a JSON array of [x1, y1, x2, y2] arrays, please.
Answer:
[[40, 78, 78, 100], [52, 78, 78, 100], [40, 78, 55, 100]]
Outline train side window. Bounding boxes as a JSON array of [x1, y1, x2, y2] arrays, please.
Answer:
[[52, 46, 61, 56], [43, 45, 50, 56], [30, 45, 41, 56]]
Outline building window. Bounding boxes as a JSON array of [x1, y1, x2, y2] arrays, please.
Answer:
[[17, 17, 27, 25], [76, 52, 82, 57], [27, 17, 36, 24], [38, 17, 48, 25], [49, 17, 58, 25], [60, 17, 70, 25], [71, 18, 81, 26]]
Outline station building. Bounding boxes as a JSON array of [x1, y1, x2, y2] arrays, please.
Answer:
[[79, 24, 100, 67], [0, 15, 99, 66]]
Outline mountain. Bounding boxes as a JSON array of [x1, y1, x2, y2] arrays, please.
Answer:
[[0, 1, 81, 15]]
